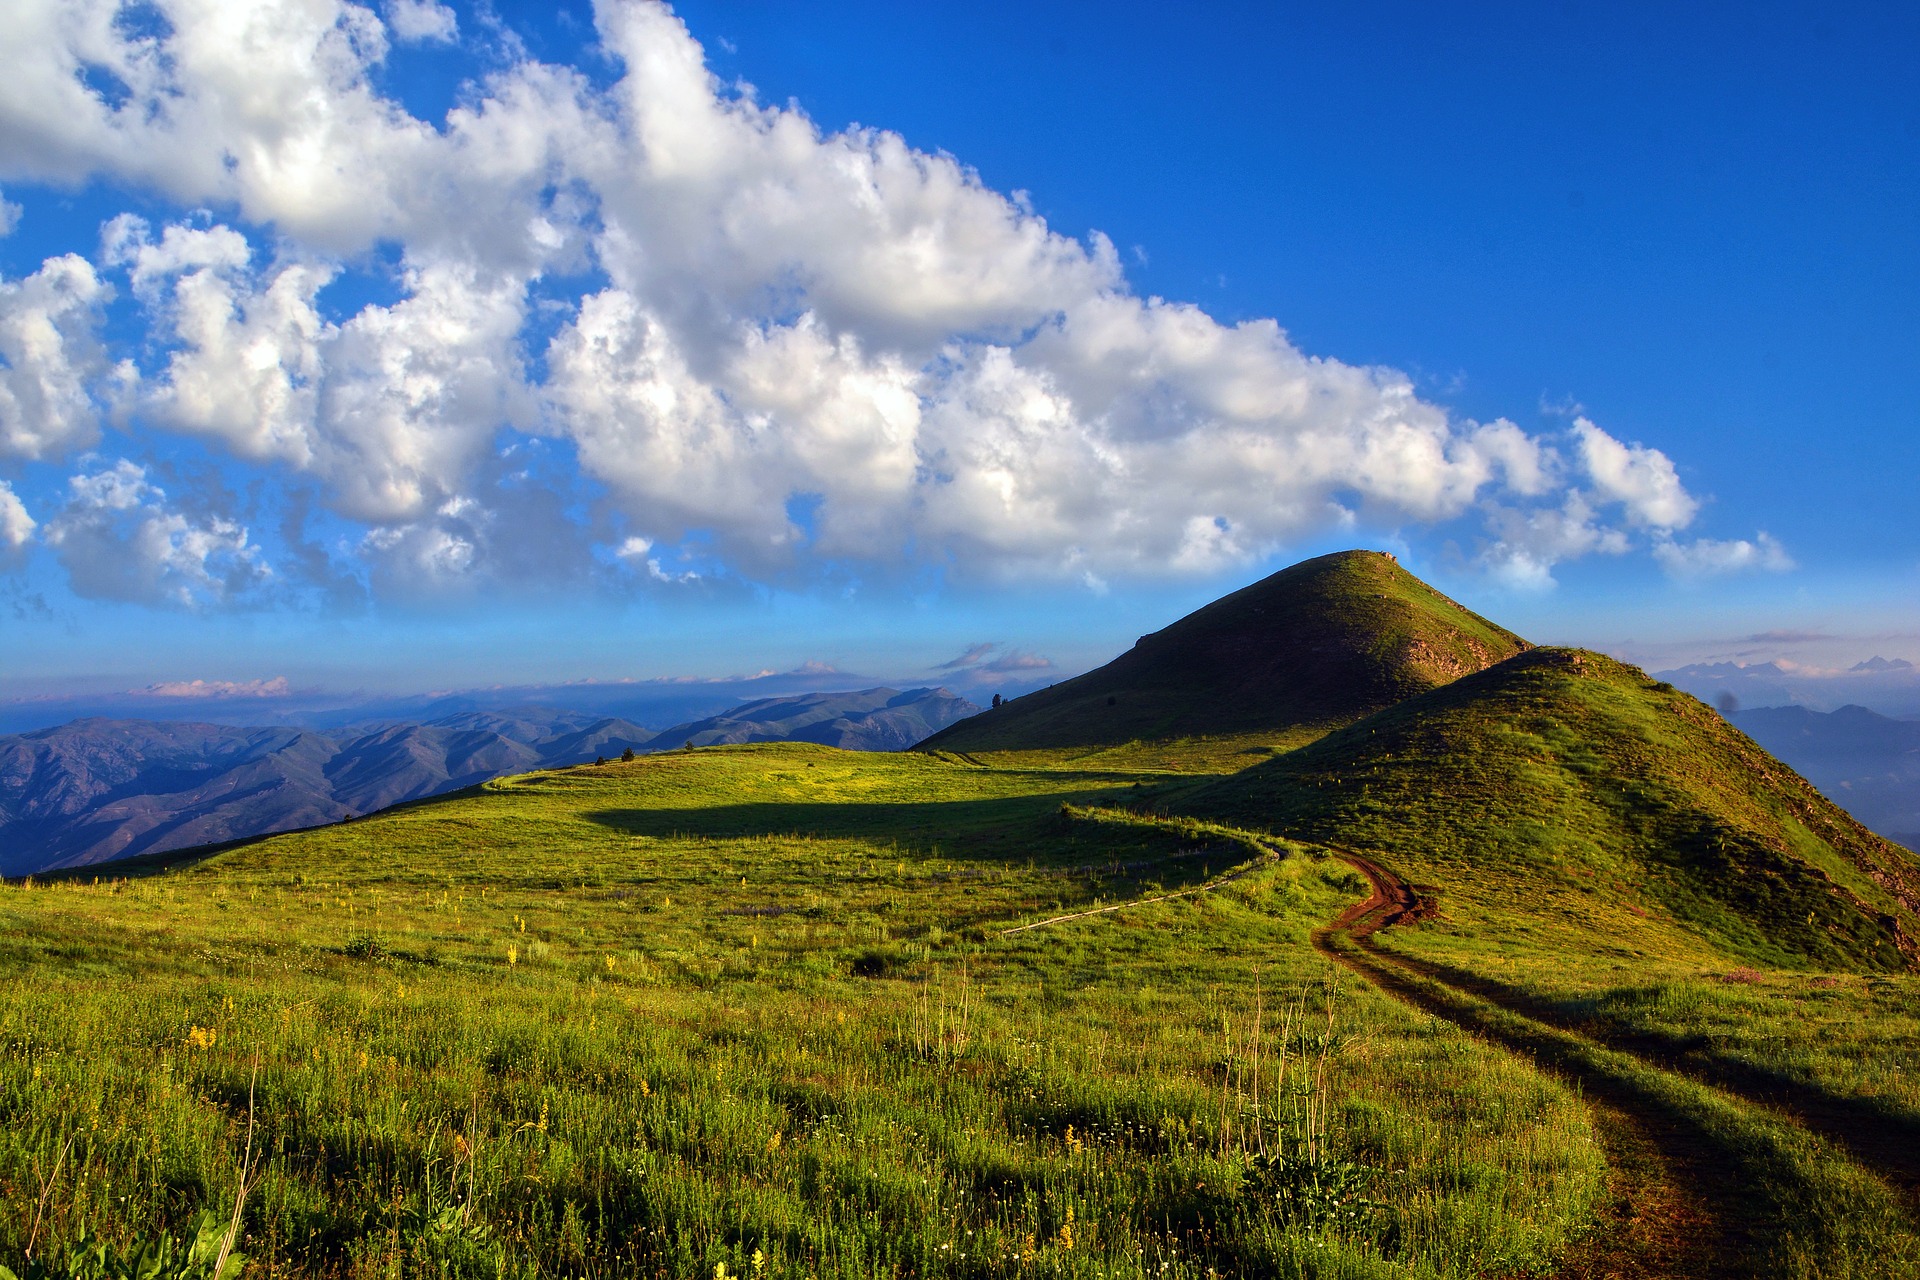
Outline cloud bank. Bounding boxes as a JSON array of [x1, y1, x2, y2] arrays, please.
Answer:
[[0, 0, 1777, 605]]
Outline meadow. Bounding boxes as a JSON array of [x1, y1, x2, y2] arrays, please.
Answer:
[[2, 745, 1605, 1279], [5, 739, 1918, 1278]]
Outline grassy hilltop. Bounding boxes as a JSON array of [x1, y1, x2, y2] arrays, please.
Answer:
[[1179, 646, 1920, 972], [920, 550, 1527, 760], [6, 550, 1920, 1278]]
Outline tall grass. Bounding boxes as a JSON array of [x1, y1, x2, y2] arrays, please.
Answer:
[[1, 747, 1606, 1277]]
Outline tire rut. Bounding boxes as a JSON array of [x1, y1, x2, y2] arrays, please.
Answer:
[[1368, 943, 1920, 1209], [1312, 849, 1750, 1278]]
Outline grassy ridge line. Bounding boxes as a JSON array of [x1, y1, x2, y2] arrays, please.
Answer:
[[1309, 859, 1920, 1279], [1183, 646, 1920, 972]]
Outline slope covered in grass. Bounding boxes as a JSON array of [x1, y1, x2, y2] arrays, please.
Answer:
[[0, 743, 1629, 1279], [1181, 647, 1920, 972], [919, 550, 1528, 755]]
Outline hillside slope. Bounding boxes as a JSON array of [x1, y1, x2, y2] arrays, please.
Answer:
[[921, 549, 1528, 753], [1180, 647, 1920, 971]]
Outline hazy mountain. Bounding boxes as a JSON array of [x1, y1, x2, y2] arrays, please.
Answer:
[[1728, 704, 1920, 848], [1658, 656, 1920, 718], [0, 689, 973, 877], [922, 549, 1527, 753], [648, 687, 980, 752]]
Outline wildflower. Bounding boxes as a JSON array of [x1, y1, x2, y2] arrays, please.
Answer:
[[604, 954, 617, 972], [184, 1026, 216, 1051], [508, 944, 519, 967], [1057, 1206, 1075, 1250]]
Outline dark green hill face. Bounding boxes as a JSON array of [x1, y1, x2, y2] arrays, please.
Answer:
[[922, 549, 1529, 753], [1182, 647, 1920, 971]]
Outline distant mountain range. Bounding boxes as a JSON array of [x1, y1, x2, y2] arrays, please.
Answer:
[[1729, 704, 1920, 852], [0, 687, 979, 876], [1658, 656, 1920, 717]]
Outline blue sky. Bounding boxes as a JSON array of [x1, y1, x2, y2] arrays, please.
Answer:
[[0, 0, 1914, 713]]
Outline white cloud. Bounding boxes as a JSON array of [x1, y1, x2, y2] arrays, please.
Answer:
[[1478, 493, 1631, 590], [141, 675, 291, 698], [43, 460, 270, 606], [0, 188, 20, 237], [111, 217, 534, 525], [1573, 416, 1696, 530], [1654, 532, 1793, 579], [0, 254, 119, 459], [0, 479, 34, 563], [0, 0, 1720, 597], [385, 0, 457, 44]]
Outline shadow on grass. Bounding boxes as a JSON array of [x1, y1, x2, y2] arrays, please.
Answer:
[[1373, 943, 1920, 1203], [584, 790, 1168, 855], [1327, 936, 1761, 1277]]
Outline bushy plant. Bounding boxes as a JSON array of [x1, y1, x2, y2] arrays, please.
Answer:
[[3, 1211, 244, 1280]]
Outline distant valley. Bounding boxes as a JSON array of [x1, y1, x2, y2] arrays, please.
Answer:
[[0, 687, 978, 876]]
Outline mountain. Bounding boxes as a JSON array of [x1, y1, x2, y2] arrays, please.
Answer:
[[645, 687, 980, 752], [1728, 704, 1920, 846], [0, 689, 972, 877], [920, 549, 1528, 753], [1180, 647, 1920, 971], [0, 710, 652, 876], [1658, 657, 1920, 718]]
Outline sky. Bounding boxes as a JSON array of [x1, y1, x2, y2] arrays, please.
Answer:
[[0, 0, 1915, 717]]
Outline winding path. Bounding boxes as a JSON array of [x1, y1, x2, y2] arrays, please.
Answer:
[[1314, 851, 1748, 1279]]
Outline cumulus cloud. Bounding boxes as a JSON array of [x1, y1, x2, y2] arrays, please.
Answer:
[[386, 0, 457, 44], [0, 479, 34, 564], [0, 0, 1731, 601], [0, 188, 19, 237], [1573, 417, 1696, 530], [42, 460, 270, 607], [1654, 532, 1794, 579], [0, 254, 121, 459]]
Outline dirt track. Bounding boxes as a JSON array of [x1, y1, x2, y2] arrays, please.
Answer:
[[1315, 851, 1747, 1279]]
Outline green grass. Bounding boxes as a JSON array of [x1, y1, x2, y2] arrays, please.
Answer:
[[921, 550, 1527, 753], [1, 745, 1610, 1279], [1180, 647, 1920, 972]]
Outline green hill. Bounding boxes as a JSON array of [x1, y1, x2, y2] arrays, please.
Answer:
[[920, 550, 1527, 756], [1178, 646, 1920, 972]]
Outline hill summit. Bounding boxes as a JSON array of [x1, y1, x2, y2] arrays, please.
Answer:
[[922, 549, 1528, 753], [1182, 646, 1920, 971]]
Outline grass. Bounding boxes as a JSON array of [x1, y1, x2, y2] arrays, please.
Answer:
[[0, 745, 1612, 1279], [1180, 647, 1920, 971], [10, 649, 1920, 1277], [921, 550, 1527, 754]]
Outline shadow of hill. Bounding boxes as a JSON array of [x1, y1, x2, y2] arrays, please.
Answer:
[[582, 791, 1226, 882]]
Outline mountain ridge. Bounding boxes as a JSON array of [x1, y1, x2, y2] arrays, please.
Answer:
[[1179, 646, 1920, 971], [0, 687, 978, 876], [921, 549, 1528, 754]]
